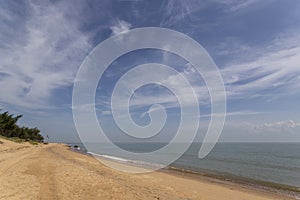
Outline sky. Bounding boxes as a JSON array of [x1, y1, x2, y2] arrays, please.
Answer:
[[0, 0, 300, 143]]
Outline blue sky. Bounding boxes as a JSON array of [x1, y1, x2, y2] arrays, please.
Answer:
[[0, 0, 300, 143]]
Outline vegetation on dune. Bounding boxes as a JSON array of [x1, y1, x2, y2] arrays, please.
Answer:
[[0, 110, 44, 143]]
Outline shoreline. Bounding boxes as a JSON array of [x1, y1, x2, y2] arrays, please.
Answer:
[[163, 166, 300, 199], [1, 138, 298, 199], [70, 146, 300, 199]]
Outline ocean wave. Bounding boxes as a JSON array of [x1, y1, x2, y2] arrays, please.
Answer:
[[87, 152, 165, 169]]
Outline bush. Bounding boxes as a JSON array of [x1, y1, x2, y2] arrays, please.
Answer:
[[0, 110, 44, 142]]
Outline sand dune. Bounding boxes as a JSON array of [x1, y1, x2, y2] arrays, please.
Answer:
[[0, 138, 295, 200]]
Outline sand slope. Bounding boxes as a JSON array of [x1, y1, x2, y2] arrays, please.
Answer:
[[0, 138, 295, 200]]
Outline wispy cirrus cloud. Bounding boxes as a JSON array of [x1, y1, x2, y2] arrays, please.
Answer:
[[201, 111, 263, 118], [0, 0, 91, 109], [159, 0, 259, 28], [221, 31, 300, 99], [216, 0, 259, 12], [159, 0, 194, 26], [96, 28, 300, 120]]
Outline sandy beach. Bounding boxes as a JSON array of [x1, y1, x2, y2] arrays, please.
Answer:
[[0, 138, 296, 200]]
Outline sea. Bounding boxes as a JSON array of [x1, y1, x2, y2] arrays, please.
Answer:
[[69, 142, 300, 197]]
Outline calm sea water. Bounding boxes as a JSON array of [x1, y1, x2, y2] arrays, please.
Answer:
[[70, 142, 300, 190]]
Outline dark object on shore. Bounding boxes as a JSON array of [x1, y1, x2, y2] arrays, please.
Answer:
[[73, 145, 80, 150]]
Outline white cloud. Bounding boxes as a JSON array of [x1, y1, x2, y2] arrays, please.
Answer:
[[254, 120, 300, 134], [110, 20, 132, 36], [0, 1, 91, 109], [216, 0, 259, 12], [160, 1, 193, 26], [96, 27, 300, 123], [263, 120, 300, 129], [104, 64, 209, 110], [101, 110, 112, 116], [220, 31, 300, 99], [201, 111, 263, 118]]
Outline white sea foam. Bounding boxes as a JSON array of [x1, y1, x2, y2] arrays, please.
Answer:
[[87, 151, 165, 169]]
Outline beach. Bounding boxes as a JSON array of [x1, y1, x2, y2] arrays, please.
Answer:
[[0, 138, 296, 200]]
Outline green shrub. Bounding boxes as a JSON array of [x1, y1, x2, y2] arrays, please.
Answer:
[[0, 110, 44, 143]]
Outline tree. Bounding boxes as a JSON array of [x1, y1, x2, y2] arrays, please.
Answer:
[[0, 110, 44, 142]]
